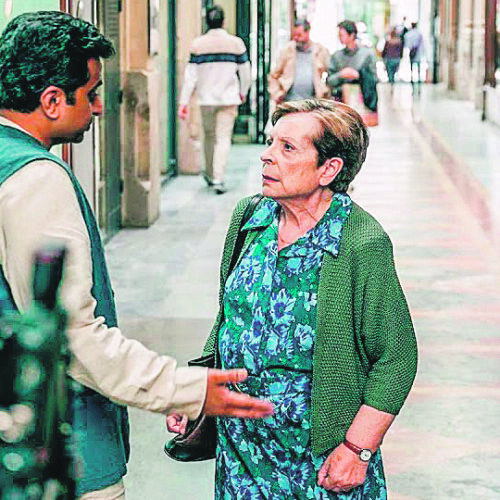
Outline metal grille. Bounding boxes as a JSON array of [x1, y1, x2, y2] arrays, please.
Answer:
[[99, 0, 122, 239], [256, 0, 271, 143]]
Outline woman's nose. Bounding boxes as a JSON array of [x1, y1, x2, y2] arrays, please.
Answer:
[[260, 144, 273, 164]]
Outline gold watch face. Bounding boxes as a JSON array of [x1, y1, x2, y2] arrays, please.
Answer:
[[359, 449, 372, 462]]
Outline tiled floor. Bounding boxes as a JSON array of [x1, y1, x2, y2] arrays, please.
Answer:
[[409, 83, 500, 244], [105, 84, 500, 499]]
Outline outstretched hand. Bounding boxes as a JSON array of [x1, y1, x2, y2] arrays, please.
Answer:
[[317, 443, 368, 493], [204, 368, 274, 418]]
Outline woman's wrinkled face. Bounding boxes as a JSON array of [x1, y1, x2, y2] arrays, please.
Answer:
[[260, 113, 330, 202]]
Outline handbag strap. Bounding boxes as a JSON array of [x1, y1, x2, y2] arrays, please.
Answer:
[[227, 194, 263, 275], [208, 194, 263, 368]]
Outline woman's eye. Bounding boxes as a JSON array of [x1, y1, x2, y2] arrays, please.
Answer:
[[265, 138, 272, 146], [283, 142, 294, 151], [89, 91, 99, 103]]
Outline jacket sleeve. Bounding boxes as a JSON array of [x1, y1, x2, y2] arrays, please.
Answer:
[[268, 48, 288, 103], [179, 44, 199, 106], [356, 232, 418, 415], [359, 63, 378, 111], [319, 45, 331, 73], [0, 161, 207, 419], [326, 52, 345, 91], [236, 40, 252, 99]]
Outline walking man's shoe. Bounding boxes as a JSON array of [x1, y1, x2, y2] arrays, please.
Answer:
[[213, 183, 227, 195], [203, 173, 214, 187]]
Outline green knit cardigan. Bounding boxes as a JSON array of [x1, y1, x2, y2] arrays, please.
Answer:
[[203, 196, 418, 456]]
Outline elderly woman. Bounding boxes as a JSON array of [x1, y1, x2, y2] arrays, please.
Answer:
[[169, 99, 417, 498]]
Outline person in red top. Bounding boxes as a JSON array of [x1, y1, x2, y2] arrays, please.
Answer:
[[382, 28, 404, 92]]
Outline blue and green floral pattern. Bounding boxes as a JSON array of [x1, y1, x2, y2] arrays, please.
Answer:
[[215, 194, 387, 499]]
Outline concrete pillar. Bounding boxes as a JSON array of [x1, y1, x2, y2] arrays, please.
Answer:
[[120, 0, 161, 227]]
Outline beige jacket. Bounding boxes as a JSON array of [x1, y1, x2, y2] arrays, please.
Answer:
[[268, 41, 330, 103], [0, 117, 207, 419]]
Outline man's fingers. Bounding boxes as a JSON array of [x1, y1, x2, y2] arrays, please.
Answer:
[[223, 390, 273, 411], [204, 387, 273, 417], [205, 369, 274, 418], [220, 407, 275, 419], [208, 368, 248, 385]]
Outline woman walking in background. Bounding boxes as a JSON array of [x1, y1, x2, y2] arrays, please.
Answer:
[[382, 28, 404, 93]]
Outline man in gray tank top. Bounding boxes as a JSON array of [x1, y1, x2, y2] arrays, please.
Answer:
[[285, 46, 315, 101]]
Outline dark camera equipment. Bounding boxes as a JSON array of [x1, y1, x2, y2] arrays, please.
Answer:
[[0, 245, 75, 499]]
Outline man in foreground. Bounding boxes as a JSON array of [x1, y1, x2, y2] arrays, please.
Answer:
[[0, 11, 272, 499]]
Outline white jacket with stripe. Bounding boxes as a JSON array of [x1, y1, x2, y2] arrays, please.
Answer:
[[179, 28, 251, 107]]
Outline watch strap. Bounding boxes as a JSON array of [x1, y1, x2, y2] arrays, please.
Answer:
[[343, 439, 372, 461], [343, 439, 363, 454]]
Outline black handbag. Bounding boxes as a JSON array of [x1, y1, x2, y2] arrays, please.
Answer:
[[164, 194, 263, 462], [164, 354, 217, 461]]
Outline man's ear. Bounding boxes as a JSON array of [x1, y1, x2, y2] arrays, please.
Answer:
[[39, 86, 66, 120], [319, 157, 343, 187]]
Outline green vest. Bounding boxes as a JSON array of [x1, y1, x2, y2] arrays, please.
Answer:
[[0, 125, 129, 496]]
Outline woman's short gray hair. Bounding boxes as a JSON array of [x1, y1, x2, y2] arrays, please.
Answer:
[[271, 99, 369, 193]]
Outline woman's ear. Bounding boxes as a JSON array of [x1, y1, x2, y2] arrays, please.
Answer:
[[39, 86, 65, 120], [319, 157, 343, 187]]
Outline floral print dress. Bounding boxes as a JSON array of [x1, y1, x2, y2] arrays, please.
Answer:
[[215, 194, 387, 500]]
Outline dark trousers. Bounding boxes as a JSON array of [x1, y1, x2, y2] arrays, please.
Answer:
[[384, 58, 400, 84]]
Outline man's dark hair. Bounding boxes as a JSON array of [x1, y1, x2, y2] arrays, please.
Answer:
[[0, 11, 114, 113], [294, 19, 311, 32], [338, 20, 358, 36], [206, 5, 224, 30]]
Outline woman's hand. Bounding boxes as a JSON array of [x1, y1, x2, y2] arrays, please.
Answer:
[[317, 443, 368, 493], [166, 414, 188, 434]]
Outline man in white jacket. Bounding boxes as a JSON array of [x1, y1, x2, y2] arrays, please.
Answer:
[[178, 5, 251, 194], [0, 11, 271, 499]]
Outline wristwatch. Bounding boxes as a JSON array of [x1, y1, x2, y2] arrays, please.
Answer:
[[343, 439, 373, 462]]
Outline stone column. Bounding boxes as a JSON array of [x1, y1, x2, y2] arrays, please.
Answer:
[[120, 0, 161, 226]]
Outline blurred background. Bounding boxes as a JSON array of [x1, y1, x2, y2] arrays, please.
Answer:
[[1, 0, 498, 240]]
